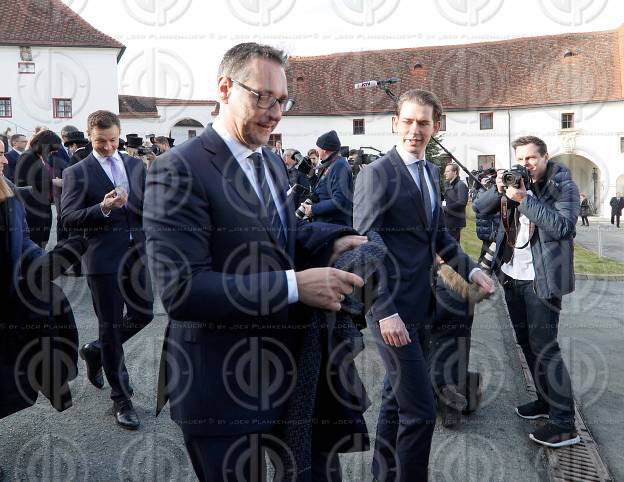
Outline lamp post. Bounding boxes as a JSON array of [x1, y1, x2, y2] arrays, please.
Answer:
[[592, 167, 599, 215]]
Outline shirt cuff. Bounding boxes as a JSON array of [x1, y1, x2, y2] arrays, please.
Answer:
[[468, 267, 481, 282], [379, 313, 399, 323], [285, 269, 299, 304]]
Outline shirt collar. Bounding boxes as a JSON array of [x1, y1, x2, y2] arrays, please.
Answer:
[[395, 143, 426, 166], [92, 149, 122, 165], [212, 117, 263, 163]]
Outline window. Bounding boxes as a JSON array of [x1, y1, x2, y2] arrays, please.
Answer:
[[268, 133, 282, 147], [188, 130, 196, 138], [18, 62, 35, 74], [620, 137, 624, 153], [0, 98, 12, 118], [439, 114, 446, 131], [477, 155, 495, 170], [53, 98, 72, 118], [480, 112, 493, 130], [561, 113, 574, 129], [353, 118, 365, 135]]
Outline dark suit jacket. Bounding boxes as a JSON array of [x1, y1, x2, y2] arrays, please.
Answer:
[[0, 194, 80, 418], [443, 177, 469, 229], [144, 125, 347, 438], [61, 153, 147, 275], [50, 149, 70, 212], [4, 149, 20, 182], [14, 150, 52, 245], [353, 147, 476, 325]]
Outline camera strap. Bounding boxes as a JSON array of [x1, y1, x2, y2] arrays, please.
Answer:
[[501, 196, 535, 250]]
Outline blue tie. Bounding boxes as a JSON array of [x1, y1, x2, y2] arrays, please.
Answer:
[[249, 153, 286, 249], [408, 161, 433, 225]]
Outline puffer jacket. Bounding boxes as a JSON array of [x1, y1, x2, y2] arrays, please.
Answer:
[[473, 161, 579, 299], [474, 209, 500, 242]]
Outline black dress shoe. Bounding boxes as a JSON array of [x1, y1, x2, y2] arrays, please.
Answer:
[[79, 343, 104, 389], [113, 400, 140, 430], [438, 384, 468, 428]]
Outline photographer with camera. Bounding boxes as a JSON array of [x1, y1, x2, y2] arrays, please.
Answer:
[[283, 148, 311, 207], [473, 136, 581, 448], [300, 130, 353, 226]]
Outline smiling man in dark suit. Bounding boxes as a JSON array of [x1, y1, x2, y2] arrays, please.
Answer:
[[144, 43, 367, 482], [354, 89, 494, 481], [61, 110, 153, 430]]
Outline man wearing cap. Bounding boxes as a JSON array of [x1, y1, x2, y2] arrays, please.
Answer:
[[301, 129, 353, 226]]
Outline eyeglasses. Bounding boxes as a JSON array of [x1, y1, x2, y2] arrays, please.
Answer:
[[231, 79, 294, 113]]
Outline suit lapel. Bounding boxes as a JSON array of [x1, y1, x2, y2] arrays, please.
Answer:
[[86, 154, 115, 192], [201, 126, 285, 249], [425, 160, 440, 229], [388, 148, 429, 228]]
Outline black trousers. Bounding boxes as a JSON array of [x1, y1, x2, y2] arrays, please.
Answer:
[[369, 322, 435, 482], [502, 274, 575, 429], [611, 212, 621, 227], [86, 246, 153, 402], [429, 283, 474, 393], [183, 432, 341, 482], [447, 227, 462, 243]]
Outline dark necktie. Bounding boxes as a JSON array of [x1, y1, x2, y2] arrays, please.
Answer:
[[249, 153, 286, 248], [417, 160, 433, 225]]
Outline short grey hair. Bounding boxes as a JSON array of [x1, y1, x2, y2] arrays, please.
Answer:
[[218, 42, 288, 82]]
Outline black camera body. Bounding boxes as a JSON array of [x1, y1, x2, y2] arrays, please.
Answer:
[[502, 164, 531, 189], [293, 152, 314, 177], [138, 144, 161, 157]]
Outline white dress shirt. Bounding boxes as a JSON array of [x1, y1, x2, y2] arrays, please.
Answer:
[[501, 191, 536, 281], [212, 119, 298, 304]]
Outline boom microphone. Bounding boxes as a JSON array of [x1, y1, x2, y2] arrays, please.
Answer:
[[354, 77, 400, 89]]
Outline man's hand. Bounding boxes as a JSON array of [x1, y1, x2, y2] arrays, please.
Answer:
[[296, 267, 364, 312], [329, 234, 368, 265], [100, 188, 127, 215], [505, 177, 528, 203], [379, 314, 411, 347], [52, 177, 63, 188], [471, 270, 496, 298], [302, 203, 313, 219]]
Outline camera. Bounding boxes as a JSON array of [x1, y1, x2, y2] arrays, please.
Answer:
[[293, 152, 314, 177], [138, 144, 161, 157], [295, 193, 320, 220], [350, 148, 383, 177], [502, 164, 531, 188]]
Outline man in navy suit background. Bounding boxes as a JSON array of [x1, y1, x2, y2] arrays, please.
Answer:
[[4, 134, 27, 182], [61, 111, 153, 430], [144, 43, 366, 481], [354, 89, 494, 481]]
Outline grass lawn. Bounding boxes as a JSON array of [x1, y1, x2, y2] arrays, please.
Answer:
[[460, 203, 624, 276]]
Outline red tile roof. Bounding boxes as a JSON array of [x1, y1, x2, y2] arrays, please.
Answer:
[[0, 0, 124, 53], [286, 27, 624, 115], [118, 95, 218, 118]]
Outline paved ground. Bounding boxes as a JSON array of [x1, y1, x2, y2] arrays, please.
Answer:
[[575, 216, 624, 262], [1, 218, 622, 481]]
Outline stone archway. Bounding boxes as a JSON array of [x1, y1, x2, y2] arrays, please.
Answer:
[[551, 153, 602, 215], [169, 118, 204, 145]]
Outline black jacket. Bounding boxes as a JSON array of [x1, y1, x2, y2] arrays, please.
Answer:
[[473, 161, 579, 299], [443, 177, 469, 229], [0, 194, 84, 418]]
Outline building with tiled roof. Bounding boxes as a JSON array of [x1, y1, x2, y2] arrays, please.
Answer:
[[277, 26, 624, 215], [0, 0, 124, 136]]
